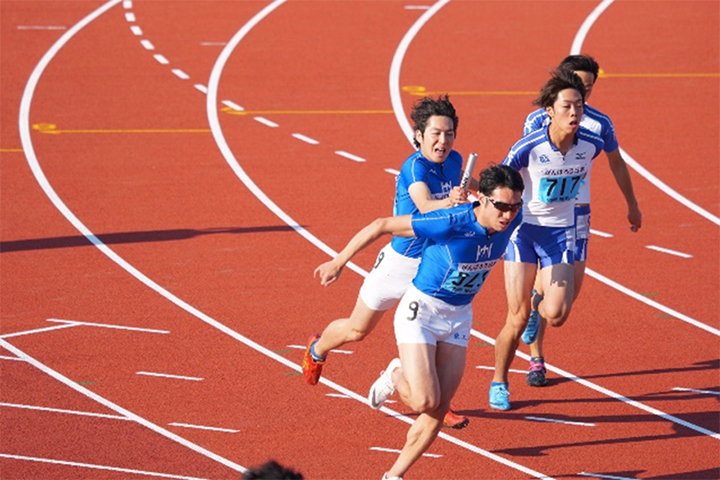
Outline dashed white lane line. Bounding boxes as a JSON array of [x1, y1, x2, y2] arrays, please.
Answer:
[[136, 371, 203, 381], [18, 26, 67, 30], [124, 12, 136, 22], [154, 54, 169, 65], [646, 245, 692, 259], [385, 168, 400, 175], [370, 447, 441, 458], [292, 133, 319, 145], [140, 39, 155, 50], [589, 228, 613, 238], [172, 68, 190, 80], [524, 416, 596, 427], [673, 387, 720, 396], [335, 150, 366, 162], [130, 25, 142, 36], [0, 454, 211, 480], [254, 116, 279, 128], [0, 402, 129, 420], [222, 100, 244, 111], [168, 422, 239, 433], [194, 84, 208, 94]]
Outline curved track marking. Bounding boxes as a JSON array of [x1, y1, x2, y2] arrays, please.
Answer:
[[571, 0, 720, 226], [16, 0, 246, 473]]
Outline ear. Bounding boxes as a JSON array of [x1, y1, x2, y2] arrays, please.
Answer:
[[414, 129, 423, 145], [545, 106, 554, 118]]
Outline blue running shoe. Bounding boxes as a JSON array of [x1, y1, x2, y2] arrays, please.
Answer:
[[489, 382, 511, 410], [521, 289, 540, 345]]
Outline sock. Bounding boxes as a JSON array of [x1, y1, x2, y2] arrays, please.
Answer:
[[310, 341, 326, 362], [491, 381, 508, 388]]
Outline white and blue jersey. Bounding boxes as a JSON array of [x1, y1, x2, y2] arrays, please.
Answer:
[[410, 202, 522, 306], [522, 104, 617, 204], [502, 126, 604, 227], [391, 150, 463, 258]]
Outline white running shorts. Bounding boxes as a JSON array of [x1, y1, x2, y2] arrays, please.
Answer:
[[359, 243, 421, 311]]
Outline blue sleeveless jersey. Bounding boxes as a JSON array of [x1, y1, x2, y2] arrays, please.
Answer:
[[410, 203, 522, 306], [391, 150, 463, 258]]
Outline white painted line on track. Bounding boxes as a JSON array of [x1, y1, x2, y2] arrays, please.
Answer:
[[645, 245, 692, 258], [335, 150, 366, 162], [0, 402, 129, 420], [578, 472, 637, 480], [385, 168, 400, 175], [326, 393, 351, 399], [130, 25, 142, 36], [287, 344, 353, 354], [122, 0, 132, 8], [0, 454, 211, 480], [200, 42, 227, 46], [589, 228, 613, 238], [0, 323, 78, 339], [168, 422, 239, 433], [525, 416, 596, 427], [370, 447, 441, 458], [47, 318, 170, 334], [153, 54, 169, 65], [0, 355, 25, 361], [222, 100, 244, 111], [136, 371, 203, 381], [124, 12, 136, 22], [140, 39, 154, 50], [292, 133, 319, 145], [194, 84, 208, 94], [171, 68, 190, 80], [404, 5, 430, 10], [673, 387, 720, 396], [254, 116, 278, 128]]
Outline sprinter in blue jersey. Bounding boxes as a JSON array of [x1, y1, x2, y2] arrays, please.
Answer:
[[303, 96, 471, 428], [314, 165, 524, 480], [490, 68, 605, 411], [519, 55, 642, 388]]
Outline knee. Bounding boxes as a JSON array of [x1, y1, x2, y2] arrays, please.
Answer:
[[544, 307, 570, 327], [347, 328, 369, 343], [406, 393, 440, 414]]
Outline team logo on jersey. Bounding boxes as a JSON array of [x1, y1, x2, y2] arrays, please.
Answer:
[[539, 154, 551, 164], [576, 152, 587, 160], [464, 231, 475, 237], [476, 243, 493, 260]]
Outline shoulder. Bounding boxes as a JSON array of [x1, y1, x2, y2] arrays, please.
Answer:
[[511, 129, 546, 154], [523, 108, 549, 135], [577, 126, 605, 150], [584, 104, 613, 124]]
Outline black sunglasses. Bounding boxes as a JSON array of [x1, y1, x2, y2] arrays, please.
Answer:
[[486, 197, 523, 213]]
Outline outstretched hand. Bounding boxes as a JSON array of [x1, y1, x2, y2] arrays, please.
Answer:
[[449, 186, 469, 206], [314, 260, 343, 286]]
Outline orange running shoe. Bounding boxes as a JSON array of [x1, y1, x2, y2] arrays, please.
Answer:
[[443, 409, 469, 429], [302, 334, 325, 385]]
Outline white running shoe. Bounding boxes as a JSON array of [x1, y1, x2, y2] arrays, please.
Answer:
[[368, 358, 401, 410], [381, 472, 403, 480]]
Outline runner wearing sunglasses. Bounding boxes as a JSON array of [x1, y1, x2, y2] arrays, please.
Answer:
[[489, 67, 605, 410]]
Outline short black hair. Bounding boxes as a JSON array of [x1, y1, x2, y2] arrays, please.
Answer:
[[241, 460, 304, 480], [559, 54, 600, 81], [478, 164, 524, 197], [410, 94, 459, 149], [532, 67, 586, 108]]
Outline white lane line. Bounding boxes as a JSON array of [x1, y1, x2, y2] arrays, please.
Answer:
[[335, 151, 366, 162], [570, 0, 719, 226], [326, 393, 351, 399], [16, 0, 244, 472], [153, 54, 169, 65], [199, 42, 227, 46], [475, 365, 526, 375], [385, 168, 400, 175], [0, 454, 211, 480], [673, 387, 720, 396], [0, 355, 25, 362], [124, 12, 136, 22], [645, 245, 692, 259], [47, 318, 169, 334], [136, 371, 203, 381], [140, 39, 154, 50], [172, 68, 190, 80], [370, 447, 441, 458], [586, 268, 719, 336], [404, 5, 430, 10], [122, 0, 132, 8], [579, 472, 637, 480], [169, 422, 239, 433], [287, 344, 353, 355], [130, 25, 142, 36], [222, 100, 244, 111], [292, 133, 319, 145], [0, 402, 129, 420], [206, 2, 555, 478], [0, 323, 79, 339], [525, 416, 596, 427], [254, 116, 278, 128], [589, 228, 613, 238], [194, 84, 208, 94]]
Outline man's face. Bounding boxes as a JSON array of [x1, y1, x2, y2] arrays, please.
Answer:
[[547, 88, 584, 135], [415, 115, 455, 164], [479, 187, 523, 233]]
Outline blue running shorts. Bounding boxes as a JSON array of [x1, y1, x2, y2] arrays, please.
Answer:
[[504, 222, 575, 268], [574, 204, 591, 262]]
